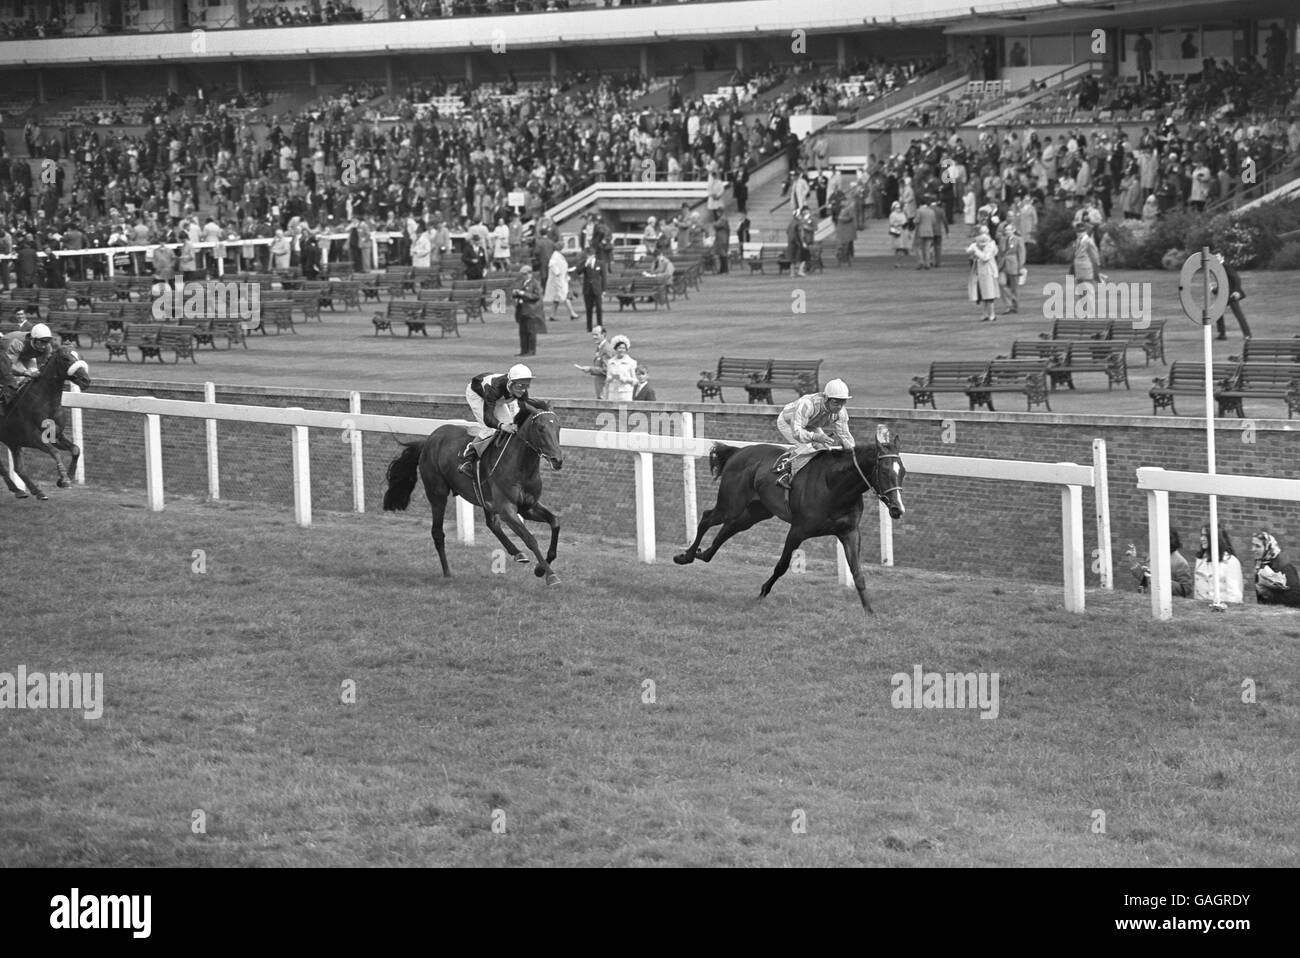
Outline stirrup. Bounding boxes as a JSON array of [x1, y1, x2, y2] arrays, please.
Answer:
[[777, 471, 793, 489]]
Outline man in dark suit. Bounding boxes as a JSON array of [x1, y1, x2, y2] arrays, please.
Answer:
[[571, 245, 606, 332], [632, 366, 656, 402], [513, 265, 545, 356], [1215, 252, 1251, 340]]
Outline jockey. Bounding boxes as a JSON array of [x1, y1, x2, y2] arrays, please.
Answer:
[[460, 363, 539, 476], [772, 378, 855, 488], [0, 322, 54, 409]]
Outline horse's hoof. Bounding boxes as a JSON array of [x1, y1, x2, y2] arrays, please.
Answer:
[[673, 553, 692, 565], [545, 573, 561, 586], [36, 493, 49, 501], [14, 491, 28, 499], [57, 479, 71, 488], [512, 553, 530, 564], [534, 565, 546, 578]]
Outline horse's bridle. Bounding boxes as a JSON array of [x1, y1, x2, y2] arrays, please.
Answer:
[[519, 410, 559, 461], [851, 448, 903, 508]]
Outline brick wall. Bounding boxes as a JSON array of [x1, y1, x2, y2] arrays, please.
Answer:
[[74, 381, 1300, 586]]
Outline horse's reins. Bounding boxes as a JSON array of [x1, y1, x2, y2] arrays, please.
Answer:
[[852, 449, 902, 508], [481, 410, 558, 482]]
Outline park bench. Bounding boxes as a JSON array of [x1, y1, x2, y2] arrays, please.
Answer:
[[615, 276, 671, 311], [256, 301, 296, 335], [108, 301, 156, 327], [749, 359, 824, 404], [1230, 338, 1300, 365], [1215, 363, 1300, 419], [908, 361, 993, 409], [329, 279, 364, 310], [156, 327, 198, 363], [185, 317, 247, 350], [1149, 361, 1238, 416], [105, 324, 163, 363], [289, 289, 323, 323], [407, 266, 442, 291], [449, 283, 486, 323], [47, 310, 111, 348], [1009, 341, 1071, 389], [417, 291, 462, 337], [1108, 319, 1166, 366], [1014, 340, 1128, 391], [965, 359, 1052, 412], [380, 268, 412, 300], [1044, 319, 1112, 342], [697, 357, 774, 402], [373, 301, 425, 336]]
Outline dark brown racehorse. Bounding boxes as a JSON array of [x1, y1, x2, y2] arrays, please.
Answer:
[[382, 404, 564, 584], [1, 345, 91, 500], [674, 425, 906, 615]]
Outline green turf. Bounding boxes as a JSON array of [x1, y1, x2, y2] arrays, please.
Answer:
[[2, 493, 1296, 866], [87, 259, 1297, 419]]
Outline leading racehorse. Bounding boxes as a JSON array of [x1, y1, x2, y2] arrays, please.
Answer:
[[382, 404, 564, 585], [674, 424, 906, 615], [1, 345, 91, 500]]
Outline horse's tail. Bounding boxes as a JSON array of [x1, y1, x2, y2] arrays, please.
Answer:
[[382, 441, 422, 512], [709, 442, 742, 479]]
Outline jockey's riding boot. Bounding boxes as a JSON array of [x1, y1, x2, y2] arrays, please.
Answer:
[[458, 443, 479, 477]]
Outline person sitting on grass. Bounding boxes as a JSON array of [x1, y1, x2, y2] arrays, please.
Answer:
[[1251, 531, 1300, 607], [1127, 528, 1193, 597]]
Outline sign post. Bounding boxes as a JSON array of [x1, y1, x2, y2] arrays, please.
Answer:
[[1177, 248, 1230, 610]]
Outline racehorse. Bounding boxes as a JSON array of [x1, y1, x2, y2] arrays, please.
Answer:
[[0, 345, 91, 501], [382, 404, 565, 585], [674, 424, 906, 615]]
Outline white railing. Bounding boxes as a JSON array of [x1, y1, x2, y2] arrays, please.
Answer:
[[1135, 467, 1300, 621], [546, 181, 712, 227], [60, 390, 1106, 610]]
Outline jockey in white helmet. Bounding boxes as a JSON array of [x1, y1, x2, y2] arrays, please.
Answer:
[[460, 363, 538, 475], [0, 321, 54, 408], [773, 378, 856, 488]]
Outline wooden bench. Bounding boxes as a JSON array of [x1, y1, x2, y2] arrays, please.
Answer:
[[1044, 319, 1112, 342], [105, 324, 164, 363], [107, 301, 155, 327], [256, 301, 296, 335], [289, 290, 322, 323], [1059, 340, 1130, 390], [416, 291, 462, 337], [157, 326, 198, 363], [407, 266, 442, 291], [909, 361, 992, 409], [1230, 338, 1300, 365], [48, 310, 112, 348], [1009, 341, 1071, 389], [329, 279, 363, 310], [965, 359, 1052, 412], [615, 276, 671, 311], [1216, 363, 1300, 419], [187, 318, 248, 350], [373, 301, 425, 336], [1108, 319, 1166, 366], [449, 285, 486, 324], [1149, 361, 1237, 416], [697, 357, 773, 402], [750, 359, 824, 404], [380, 268, 412, 300]]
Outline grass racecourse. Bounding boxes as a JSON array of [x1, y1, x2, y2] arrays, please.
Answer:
[[2, 251, 1299, 867]]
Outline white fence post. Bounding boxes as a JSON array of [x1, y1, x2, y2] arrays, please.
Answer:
[[681, 411, 697, 544], [349, 391, 364, 513], [634, 450, 656, 562], [1061, 482, 1085, 613], [1092, 438, 1112, 589], [878, 500, 894, 566], [456, 496, 475, 544], [144, 412, 163, 511], [288, 414, 311, 528], [1147, 487, 1172, 622], [205, 381, 220, 500], [68, 383, 85, 484]]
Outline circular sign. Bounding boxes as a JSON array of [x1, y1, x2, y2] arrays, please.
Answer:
[[1178, 252, 1229, 323]]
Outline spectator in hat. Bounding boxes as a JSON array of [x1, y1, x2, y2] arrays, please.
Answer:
[[997, 222, 1025, 314], [575, 325, 614, 399], [603, 334, 638, 402], [513, 264, 545, 357]]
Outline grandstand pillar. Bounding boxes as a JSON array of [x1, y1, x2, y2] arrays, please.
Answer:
[[35, 70, 46, 105], [308, 62, 317, 88], [549, 50, 558, 79], [385, 59, 394, 95], [640, 46, 649, 78], [100, 70, 109, 102], [465, 54, 474, 85], [836, 36, 846, 70], [235, 63, 244, 95], [167, 66, 180, 96], [734, 41, 745, 73]]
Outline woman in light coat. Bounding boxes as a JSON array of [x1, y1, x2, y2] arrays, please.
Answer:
[[1193, 525, 1244, 604], [412, 229, 432, 268], [602, 335, 638, 402], [888, 201, 909, 266], [966, 226, 1000, 321], [544, 247, 576, 321]]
